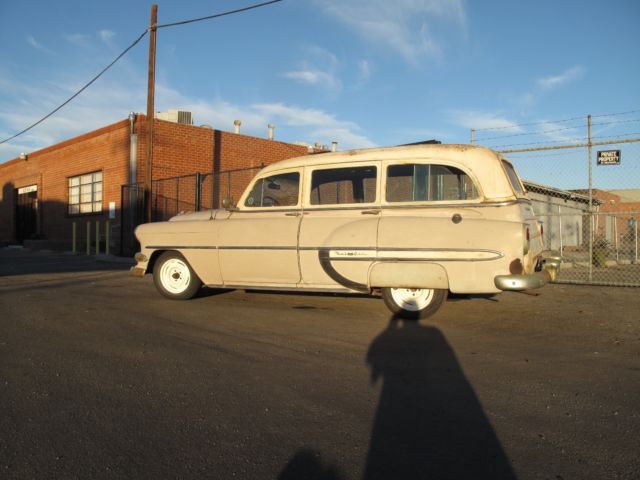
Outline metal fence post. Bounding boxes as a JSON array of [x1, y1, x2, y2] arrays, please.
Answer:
[[95, 220, 100, 255], [195, 172, 202, 212], [86, 222, 91, 256], [587, 114, 593, 281], [106, 220, 110, 256], [72, 222, 77, 255]]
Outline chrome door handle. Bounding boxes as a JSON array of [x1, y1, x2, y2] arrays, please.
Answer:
[[361, 209, 380, 215], [285, 212, 301, 217]]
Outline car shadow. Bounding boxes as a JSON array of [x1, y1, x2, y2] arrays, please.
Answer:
[[363, 315, 517, 479]]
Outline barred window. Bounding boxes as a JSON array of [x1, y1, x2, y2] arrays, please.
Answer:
[[68, 171, 102, 215]]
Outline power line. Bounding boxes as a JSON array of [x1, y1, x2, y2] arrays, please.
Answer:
[[1, 0, 284, 147], [156, 0, 283, 29], [0, 30, 148, 146]]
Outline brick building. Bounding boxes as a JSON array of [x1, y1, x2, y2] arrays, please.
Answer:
[[0, 113, 310, 252]]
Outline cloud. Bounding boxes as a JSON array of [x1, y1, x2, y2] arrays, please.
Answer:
[[284, 69, 341, 91], [0, 71, 374, 162], [283, 46, 342, 93], [536, 66, 584, 90], [317, 0, 466, 65], [447, 110, 523, 132], [26, 35, 52, 53], [98, 30, 116, 44], [357, 59, 371, 85], [63, 33, 91, 47]]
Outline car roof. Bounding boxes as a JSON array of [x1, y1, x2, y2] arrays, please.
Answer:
[[261, 144, 500, 172]]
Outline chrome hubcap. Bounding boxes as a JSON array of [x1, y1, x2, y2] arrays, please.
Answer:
[[390, 288, 434, 311], [160, 258, 191, 294]]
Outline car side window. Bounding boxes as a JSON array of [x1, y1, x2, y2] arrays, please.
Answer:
[[310, 166, 377, 205], [244, 172, 300, 207], [386, 163, 478, 202]]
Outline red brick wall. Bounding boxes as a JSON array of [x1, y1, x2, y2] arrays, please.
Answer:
[[0, 115, 310, 247], [0, 120, 130, 247], [135, 116, 309, 183]]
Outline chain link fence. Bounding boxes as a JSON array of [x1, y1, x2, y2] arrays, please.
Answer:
[[473, 111, 640, 286], [150, 166, 263, 222]]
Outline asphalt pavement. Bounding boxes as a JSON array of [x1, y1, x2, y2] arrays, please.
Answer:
[[0, 249, 638, 479]]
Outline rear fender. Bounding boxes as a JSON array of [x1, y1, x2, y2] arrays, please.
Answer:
[[369, 262, 449, 289]]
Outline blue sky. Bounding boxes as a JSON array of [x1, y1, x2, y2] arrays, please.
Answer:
[[1, 0, 639, 180]]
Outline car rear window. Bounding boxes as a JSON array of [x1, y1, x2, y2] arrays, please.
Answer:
[[386, 164, 478, 202], [501, 160, 526, 196]]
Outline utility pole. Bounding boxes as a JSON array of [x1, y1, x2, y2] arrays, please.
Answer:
[[145, 4, 158, 222]]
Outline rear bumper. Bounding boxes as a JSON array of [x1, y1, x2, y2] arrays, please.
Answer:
[[494, 254, 561, 291]]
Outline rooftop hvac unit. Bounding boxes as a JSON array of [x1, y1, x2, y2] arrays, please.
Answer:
[[156, 109, 193, 125]]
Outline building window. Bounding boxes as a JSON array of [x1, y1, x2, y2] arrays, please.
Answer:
[[68, 171, 102, 215]]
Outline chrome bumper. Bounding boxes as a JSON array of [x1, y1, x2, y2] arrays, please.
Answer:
[[494, 254, 561, 291]]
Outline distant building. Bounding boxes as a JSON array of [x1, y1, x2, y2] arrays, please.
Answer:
[[0, 112, 310, 252], [524, 180, 597, 251]]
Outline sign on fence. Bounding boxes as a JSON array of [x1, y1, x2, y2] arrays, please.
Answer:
[[597, 150, 621, 165]]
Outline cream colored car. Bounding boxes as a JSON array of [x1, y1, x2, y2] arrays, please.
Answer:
[[131, 144, 560, 318]]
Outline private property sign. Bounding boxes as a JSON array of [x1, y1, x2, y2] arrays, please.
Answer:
[[597, 150, 621, 165]]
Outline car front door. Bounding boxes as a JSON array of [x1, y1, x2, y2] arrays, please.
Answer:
[[218, 170, 302, 286]]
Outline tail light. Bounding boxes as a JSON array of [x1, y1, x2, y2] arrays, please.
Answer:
[[523, 225, 530, 255]]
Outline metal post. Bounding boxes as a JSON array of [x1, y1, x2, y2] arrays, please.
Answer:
[[614, 215, 619, 262], [634, 218, 638, 263], [106, 220, 110, 255], [470, 129, 475, 144], [558, 205, 563, 257], [195, 173, 202, 212], [86, 222, 91, 256], [587, 114, 593, 281], [72, 222, 77, 255], [145, 4, 158, 223], [96, 220, 100, 255]]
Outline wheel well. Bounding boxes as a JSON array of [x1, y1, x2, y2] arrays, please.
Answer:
[[147, 250, 168, 274]]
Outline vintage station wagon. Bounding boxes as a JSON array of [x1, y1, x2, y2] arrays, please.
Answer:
[[131, 144, 560, 318]]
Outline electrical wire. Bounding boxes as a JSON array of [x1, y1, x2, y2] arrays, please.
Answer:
[[156, 0, 283, 29], [1, 0, 284, 147], [0, 30, 148, 146]]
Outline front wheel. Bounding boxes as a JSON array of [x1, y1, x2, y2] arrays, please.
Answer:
[[153, 251, 202, 300], [381, 287, 447, 319]]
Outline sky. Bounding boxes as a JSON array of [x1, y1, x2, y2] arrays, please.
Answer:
[[0, 0, 639, 187]]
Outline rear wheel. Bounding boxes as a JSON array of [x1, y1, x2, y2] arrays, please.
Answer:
[[153, 251, 202, 300], [381, 287, 447, 319]]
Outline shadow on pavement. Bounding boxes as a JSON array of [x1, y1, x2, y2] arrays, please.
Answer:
[[278, 449, 344, 480], [363, 316, 517, 480], [0, 249, 132, 277]]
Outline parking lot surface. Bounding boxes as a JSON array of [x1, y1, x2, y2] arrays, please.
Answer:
[[0, 249, 639, 479]]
